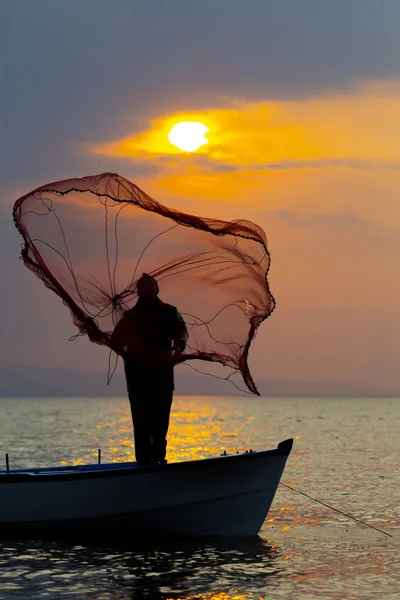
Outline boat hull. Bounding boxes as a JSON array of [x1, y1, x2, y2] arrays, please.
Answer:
[[0, 439, 293, 540]]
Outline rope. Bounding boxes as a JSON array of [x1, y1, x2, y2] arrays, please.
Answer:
[[280, 481, 393, 538]]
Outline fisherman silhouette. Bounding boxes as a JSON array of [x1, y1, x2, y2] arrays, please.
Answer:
[[111, 273, 188, 466]]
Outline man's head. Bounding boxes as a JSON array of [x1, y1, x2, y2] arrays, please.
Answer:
[[136, 273, 159, 299]]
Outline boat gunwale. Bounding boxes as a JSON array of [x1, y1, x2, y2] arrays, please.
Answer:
[[0, 439, 293, 484]]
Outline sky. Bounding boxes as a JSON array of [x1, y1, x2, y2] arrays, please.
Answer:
[[1, 0, 400, 396]]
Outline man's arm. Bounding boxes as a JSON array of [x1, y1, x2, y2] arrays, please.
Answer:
[[111, 315, 128, 353], [172, 308, 188, 353]]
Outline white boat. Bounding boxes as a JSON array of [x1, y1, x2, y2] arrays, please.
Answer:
[[0, 438, 293, 540]]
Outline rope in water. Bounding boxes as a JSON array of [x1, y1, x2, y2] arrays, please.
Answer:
[[280, 481, 393, 538]]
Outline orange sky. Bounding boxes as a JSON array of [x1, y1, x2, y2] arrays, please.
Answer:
[[86, 81, 400, 393], [90, 81, 400, 233], [89, 80, 400, 308], [93, 80, 400, 177]]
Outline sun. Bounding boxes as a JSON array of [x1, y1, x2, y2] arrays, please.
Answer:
[[168, 121, 209, 152]]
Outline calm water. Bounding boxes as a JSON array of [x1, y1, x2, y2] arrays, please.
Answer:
[[0, 396, 399, 599]]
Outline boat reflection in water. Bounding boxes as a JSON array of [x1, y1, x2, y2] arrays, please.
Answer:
[[0, 536, 283, 599]]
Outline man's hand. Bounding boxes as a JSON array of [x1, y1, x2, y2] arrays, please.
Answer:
[[172, 341, 186, 362]]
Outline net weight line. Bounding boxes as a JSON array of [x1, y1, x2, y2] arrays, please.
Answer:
[[280, 481, 393, 538]]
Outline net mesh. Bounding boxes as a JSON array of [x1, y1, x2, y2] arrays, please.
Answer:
[[12, 173, 275, 395]]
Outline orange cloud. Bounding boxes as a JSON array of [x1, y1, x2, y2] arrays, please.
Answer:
[[92, 103, 318, 166], [89, 81, 400, 228], [92, 81, 400, 168]]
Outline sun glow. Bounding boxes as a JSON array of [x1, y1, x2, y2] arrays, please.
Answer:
[[168, 121, 209, 152]]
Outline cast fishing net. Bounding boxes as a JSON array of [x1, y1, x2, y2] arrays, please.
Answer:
[[13, 173, 275, 394]]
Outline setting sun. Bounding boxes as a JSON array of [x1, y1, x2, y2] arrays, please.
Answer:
[[167, 121, 209, 152]]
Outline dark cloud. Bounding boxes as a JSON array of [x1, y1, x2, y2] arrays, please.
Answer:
[[1, 0, 399, 188], [256, 159, 400, 171], [178, 157, 400, 173]]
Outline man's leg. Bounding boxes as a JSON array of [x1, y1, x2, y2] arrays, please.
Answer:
[[129, 396, 154, 465], [125, 364, 153, 466], [151, 367, 174, 463]]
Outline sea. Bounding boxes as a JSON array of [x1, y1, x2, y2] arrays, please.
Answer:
[[0, 396, 398, 600]]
